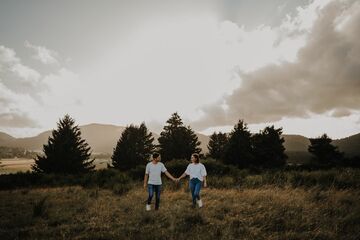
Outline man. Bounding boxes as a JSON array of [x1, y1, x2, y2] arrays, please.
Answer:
[[143, 152, 176, 211]]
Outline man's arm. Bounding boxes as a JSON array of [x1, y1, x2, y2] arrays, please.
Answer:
[[144, 174, 149, 188], [164, 171, 176, 181]]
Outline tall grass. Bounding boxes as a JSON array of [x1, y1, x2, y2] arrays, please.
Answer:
[[1, 162, 359, 191], [0, 186, 359, 239]]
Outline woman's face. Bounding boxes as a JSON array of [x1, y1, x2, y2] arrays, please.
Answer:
[[191, 155, 195, 163]]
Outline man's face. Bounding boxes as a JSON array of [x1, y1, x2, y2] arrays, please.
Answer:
[[155, 156, 161, 162]]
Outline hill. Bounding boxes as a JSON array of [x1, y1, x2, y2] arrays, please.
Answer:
[[0, 125, 359, 157], [334, 133, 360, 156], [0, 132, 15, 143]]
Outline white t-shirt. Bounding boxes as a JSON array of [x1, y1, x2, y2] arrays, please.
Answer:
[[185, 163, 207, 181], [145, 162, 167, 185]]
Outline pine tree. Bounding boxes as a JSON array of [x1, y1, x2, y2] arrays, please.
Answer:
[[111, 123, 155, 170], [252, 126, 287, 168], [158, 112, 201, 161], [223, 120, 253, 167], [308, 134, 344, 166], [32, 115, 94, 174], [207, 132, 228, 160]]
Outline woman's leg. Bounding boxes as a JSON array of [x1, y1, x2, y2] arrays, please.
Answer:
[[189, 179, 196, 206], [147, 184, 154, 205], [194, 179, 202, 201], [154, 185, 161, 210]]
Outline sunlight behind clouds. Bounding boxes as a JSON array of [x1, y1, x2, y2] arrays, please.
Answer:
[[0, 0, 359, 139]]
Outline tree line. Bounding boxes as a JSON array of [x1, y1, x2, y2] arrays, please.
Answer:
[[32, 113, 356, 174]]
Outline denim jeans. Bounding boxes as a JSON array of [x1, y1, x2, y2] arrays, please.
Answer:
[[147, 184, 161, 210], [189, 178, 202, 205]]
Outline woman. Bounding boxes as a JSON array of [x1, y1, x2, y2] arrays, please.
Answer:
[[178, 153, 207, 208]]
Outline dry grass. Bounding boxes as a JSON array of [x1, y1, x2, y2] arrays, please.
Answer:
[[0, 184, 359, 240], [0, 158, 110, 175]]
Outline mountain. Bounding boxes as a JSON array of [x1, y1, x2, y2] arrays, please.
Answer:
[[282, 135, 310, 152], [282, 134, 360, 156], [0, 124, 127, 153], [197, 133, 210, 154], [333, 133, 360, 156], [0, 132, 15, 143], [0, 124, 359, 157]]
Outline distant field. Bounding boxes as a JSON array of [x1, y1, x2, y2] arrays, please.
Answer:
[[0, 158, 111, 174]]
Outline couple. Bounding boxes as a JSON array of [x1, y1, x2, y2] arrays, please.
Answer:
[[143, 152, 207, 211]]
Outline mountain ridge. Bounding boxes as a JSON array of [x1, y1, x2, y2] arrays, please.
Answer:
[[0, 124, 359, 156]]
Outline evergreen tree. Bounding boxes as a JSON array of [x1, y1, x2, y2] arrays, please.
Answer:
[[112, 123, 155, 170], [308, 134, 344, 166], [223, 120, 253, 167], [158, 112, 201, 161], [32, 115, 94, 174], [207, 132, 228, 160], [252, 126, 287, 168]]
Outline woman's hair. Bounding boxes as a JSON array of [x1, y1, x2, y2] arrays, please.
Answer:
[[192, 153, 200, 163], [152, 152, 160, 159]]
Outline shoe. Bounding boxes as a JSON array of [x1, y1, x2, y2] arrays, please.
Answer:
[[146, 204, 151, 211], [197, 199, 203, 208]]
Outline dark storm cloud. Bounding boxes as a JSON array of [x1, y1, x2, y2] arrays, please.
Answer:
[[195, 0, 360, 130]]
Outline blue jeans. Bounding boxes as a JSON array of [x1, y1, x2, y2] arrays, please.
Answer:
[[147, 184, 161, 210], [189, 178, 202, 205]]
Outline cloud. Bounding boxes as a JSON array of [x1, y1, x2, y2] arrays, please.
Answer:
[[194, 0, 360, 130], [0, 45, 42, 94], [25, 41, 59, 64], [0, 112, 39, 128], [0, 44, 78, 132]]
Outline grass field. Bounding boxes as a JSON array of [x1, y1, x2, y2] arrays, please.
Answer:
[[1, 182, 359, 240], [0, 158, 111, 174]]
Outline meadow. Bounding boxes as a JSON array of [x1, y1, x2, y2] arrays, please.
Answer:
[[0, 158, 111, 175], [0, 161, 359, 240]]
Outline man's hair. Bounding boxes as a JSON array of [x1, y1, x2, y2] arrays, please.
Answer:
[[152, 152, 160, 159], [192, 153, 200, 163]]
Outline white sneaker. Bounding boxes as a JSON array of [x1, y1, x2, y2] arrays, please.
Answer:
[[197, 199, 203, 208], [146, 204, 151, 211]]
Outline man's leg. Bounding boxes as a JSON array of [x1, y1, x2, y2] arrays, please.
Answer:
[[154, 185, 161, 210], [147, 184, 154, 205]]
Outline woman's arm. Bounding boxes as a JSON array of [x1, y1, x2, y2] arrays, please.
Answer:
[[203, 176, 207, 188], [177, 172, 187, 180]]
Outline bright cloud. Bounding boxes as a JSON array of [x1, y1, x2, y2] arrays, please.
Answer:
[[0, 44, 82, 136], [25, 41, 59, 65]]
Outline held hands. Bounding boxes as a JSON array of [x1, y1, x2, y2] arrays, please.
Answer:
[[172, 177, 182, 183]]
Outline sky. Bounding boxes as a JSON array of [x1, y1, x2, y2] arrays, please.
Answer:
[[0, 0, 359, 139]]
